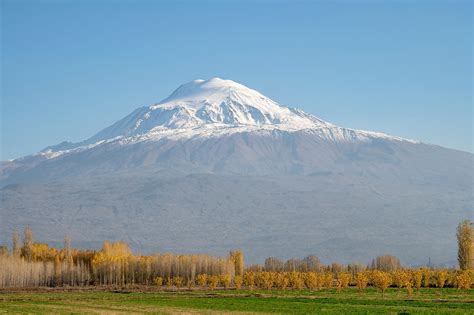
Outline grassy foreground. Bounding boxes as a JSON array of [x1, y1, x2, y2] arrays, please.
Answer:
[[0, 287, 473, 314]]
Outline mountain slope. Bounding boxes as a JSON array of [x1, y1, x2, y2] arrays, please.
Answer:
[[0, 78, 472, 265]]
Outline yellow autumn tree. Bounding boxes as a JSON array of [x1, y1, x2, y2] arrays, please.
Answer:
[[336, 272, 351, 292], [356, 272, 369, 291], [154, 276, 163, 287], [220, 274, 231, 289], [304, 272, 318, 290], [456, 271, 473, 290], [22, 227, 34, 262], [372, 271, 391, 296], [255, 272, 274, 290], [392, 270, 411, 290], [435, 270, 448, 288], [174, 276, 183, 288], [243, 271, 255, 290], [196, 274, 207, 288], [208, 275, 219, 290], [457, 220, 473, 270], [288, 271, 305, 290], [321, 272, 334, 289], [229, 250, 244, 276], [412, 270, 423, 291], [234, 275, 243, 289], [422, 269, 432, 288], [275, 272, 289, 290]]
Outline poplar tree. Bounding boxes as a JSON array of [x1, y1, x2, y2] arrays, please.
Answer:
[[457, 220, 473, 270], [22, 227, 33, 261], [12, 231, 21, 257]]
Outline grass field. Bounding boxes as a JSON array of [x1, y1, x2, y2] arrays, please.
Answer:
[[0, 287, 473, 314]]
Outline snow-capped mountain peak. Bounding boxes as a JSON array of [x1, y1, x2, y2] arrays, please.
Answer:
[[160, 77, 255, 104], [152, 77, 326, 127], [37, 77, 417, 158], [84, 78, 330, 144]]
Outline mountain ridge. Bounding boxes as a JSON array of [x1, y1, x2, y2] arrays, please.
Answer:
[[7, 77, 419, 163]]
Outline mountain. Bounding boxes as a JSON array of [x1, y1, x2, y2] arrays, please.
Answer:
[[1, 78, 472, 266]]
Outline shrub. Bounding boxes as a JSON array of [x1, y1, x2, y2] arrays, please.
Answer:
[[356, 272, 368, 290], [321, 272, 334, 289], [392, 270, 411, 289], [372, 271, 391, 295], [275, 272, 289, 290], [243, 272, 255, 290], [288, 272, 305, 290], [208, 275, 219, 290], [422, 269, 432, 288], [220, 274, 231, 289], [154, 276, 163, 287], [435, 270, 448, 288], [305, 272, 318, 290], [196, 274, 207, 287], [412, 270, 423, 290], [338, 272, 351, 289], [173, 276, 183, 288], [234, 275, 243, 289], [456, 271, 472, 290]]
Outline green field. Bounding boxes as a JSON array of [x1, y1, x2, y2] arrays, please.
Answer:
[[0, 288, 472, 314]]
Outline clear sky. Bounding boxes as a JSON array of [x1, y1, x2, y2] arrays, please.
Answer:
[[1, 0, 472, 160]]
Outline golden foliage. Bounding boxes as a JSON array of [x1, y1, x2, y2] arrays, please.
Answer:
[[321, 272, 334, 289], [196, 274, 207, 287], [275, 272, 289, 290], [435, 270, 448, 288], [174, 276, 183, 288], [208, 275, 219, 290], [256, 271, 274, 290], [220, 274, 232, 289], [336, 272, 351, 291], [422, 269, 432, 288], [392, 270, 411, 289], [243, 271, 255, 289], [456, 270, 473, 290], [154, 277, 163, 286], [457, 220, 473, 270], [304, 272, 318, 290], [288, 271, 305, 290], [229, 250, 244, 276], [412, 270, 423, 290], [234, 275, 243, 289], [371, 271, 391, 293], [356, 272, 369, 290]]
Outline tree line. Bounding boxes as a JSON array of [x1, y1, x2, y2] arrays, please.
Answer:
[[0, 220, 472, 289], [0, 228, 242, 288]]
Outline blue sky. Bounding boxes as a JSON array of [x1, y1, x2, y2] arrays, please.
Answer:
[[1, 0, 472, 160]]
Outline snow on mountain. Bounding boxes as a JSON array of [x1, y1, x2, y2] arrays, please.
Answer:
[[82, 77, 329, 142], [39, 77, 417, 159]]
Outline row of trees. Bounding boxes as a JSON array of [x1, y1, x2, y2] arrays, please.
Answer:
[[0, 228, 241, 288], [0, 255, 91, 288], [91, 241, 237, 286], [255, 254, 400, 274], [153, 269, 473, 292], [0, 221, 472, 289]]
